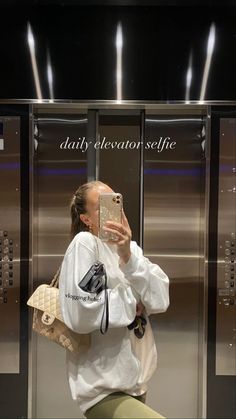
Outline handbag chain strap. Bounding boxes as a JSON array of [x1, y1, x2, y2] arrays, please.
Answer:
[[49, 265, 61, 288]]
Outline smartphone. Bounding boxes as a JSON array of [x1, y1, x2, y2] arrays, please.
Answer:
[[98, 192, 123, 241]]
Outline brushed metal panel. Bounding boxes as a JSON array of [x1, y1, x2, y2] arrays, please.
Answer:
[[32, 112, 89, 418], [33, 113, 88, 285], [144, 115, 206, 419], [98, 114, 141, 243], [216, 118, 236, 376], [0, 117, 20, 373]]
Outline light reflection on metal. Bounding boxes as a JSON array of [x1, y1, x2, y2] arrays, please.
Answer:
[[199, 23, 216, 103], [46, 48, 54, 101], [27, 22, 42, 100], [116, 22, 123, 103], [185, 49, 193, 103]]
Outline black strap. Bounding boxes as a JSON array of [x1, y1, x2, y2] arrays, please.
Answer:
[[99, 270, 109, 334], [93, 235, 109, 335]]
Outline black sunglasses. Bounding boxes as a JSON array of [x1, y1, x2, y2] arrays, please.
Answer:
[[127, 314, 147, 339]]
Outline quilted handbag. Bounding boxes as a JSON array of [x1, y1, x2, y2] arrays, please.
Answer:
[[27, 261, 92, 355]]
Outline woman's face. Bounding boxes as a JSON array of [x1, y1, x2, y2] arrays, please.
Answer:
[[80, 184, 114, 236]]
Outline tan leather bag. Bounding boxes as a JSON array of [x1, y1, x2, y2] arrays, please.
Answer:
[[27, 265, 91, 354]]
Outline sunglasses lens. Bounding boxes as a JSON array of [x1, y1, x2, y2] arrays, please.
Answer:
[[139, 315, 147, 326], [134, 326, 145, 339], [127, 315, 147, 338], [127, 317, 138, 330]]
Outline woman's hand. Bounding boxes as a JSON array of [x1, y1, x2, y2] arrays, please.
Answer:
[[102, 208, 132, 264], [136, 301, 145, 316]]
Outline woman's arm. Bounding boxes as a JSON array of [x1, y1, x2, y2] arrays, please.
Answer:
[[59, 234, 138, 334], [118, 241, 170, 316]]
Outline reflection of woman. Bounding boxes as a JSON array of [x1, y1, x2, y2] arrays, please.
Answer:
[[59, 180, 170, 419]]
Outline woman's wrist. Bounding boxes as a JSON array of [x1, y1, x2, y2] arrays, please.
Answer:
[[119, 251, 131, 265]]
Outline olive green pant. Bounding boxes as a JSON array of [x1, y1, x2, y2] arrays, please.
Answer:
[[84, 391, 166, 419]]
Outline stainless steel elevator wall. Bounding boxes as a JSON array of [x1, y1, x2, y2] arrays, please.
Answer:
[[216, 118, 236, 375], [32, 111, 89, 418], [0, 117, 21, 374], [143, 113, 206, 419], [33, 112, 88, 285]]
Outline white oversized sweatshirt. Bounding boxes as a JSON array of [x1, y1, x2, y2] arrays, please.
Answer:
[[59, 231, 170, 415]]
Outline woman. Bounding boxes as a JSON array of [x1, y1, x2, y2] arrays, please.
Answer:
[[59, 180, 170, 419]]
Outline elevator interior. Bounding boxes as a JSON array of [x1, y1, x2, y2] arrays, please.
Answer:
[[31, 104, 207, 419], [0, 103, 235, 419]]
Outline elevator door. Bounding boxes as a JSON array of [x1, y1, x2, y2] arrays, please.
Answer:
[[31, 110, 89, 419], [143, 112, 206, 419]]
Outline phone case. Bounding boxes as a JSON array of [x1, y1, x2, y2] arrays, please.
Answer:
[[98, 192, 123, 241]]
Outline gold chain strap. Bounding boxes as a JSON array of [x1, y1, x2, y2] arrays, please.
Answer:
[[49, 265, 61, 288]]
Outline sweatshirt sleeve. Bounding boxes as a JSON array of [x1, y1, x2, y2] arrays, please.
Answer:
[[118, 241, 170, 316], [59, 232, 138, 334]]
